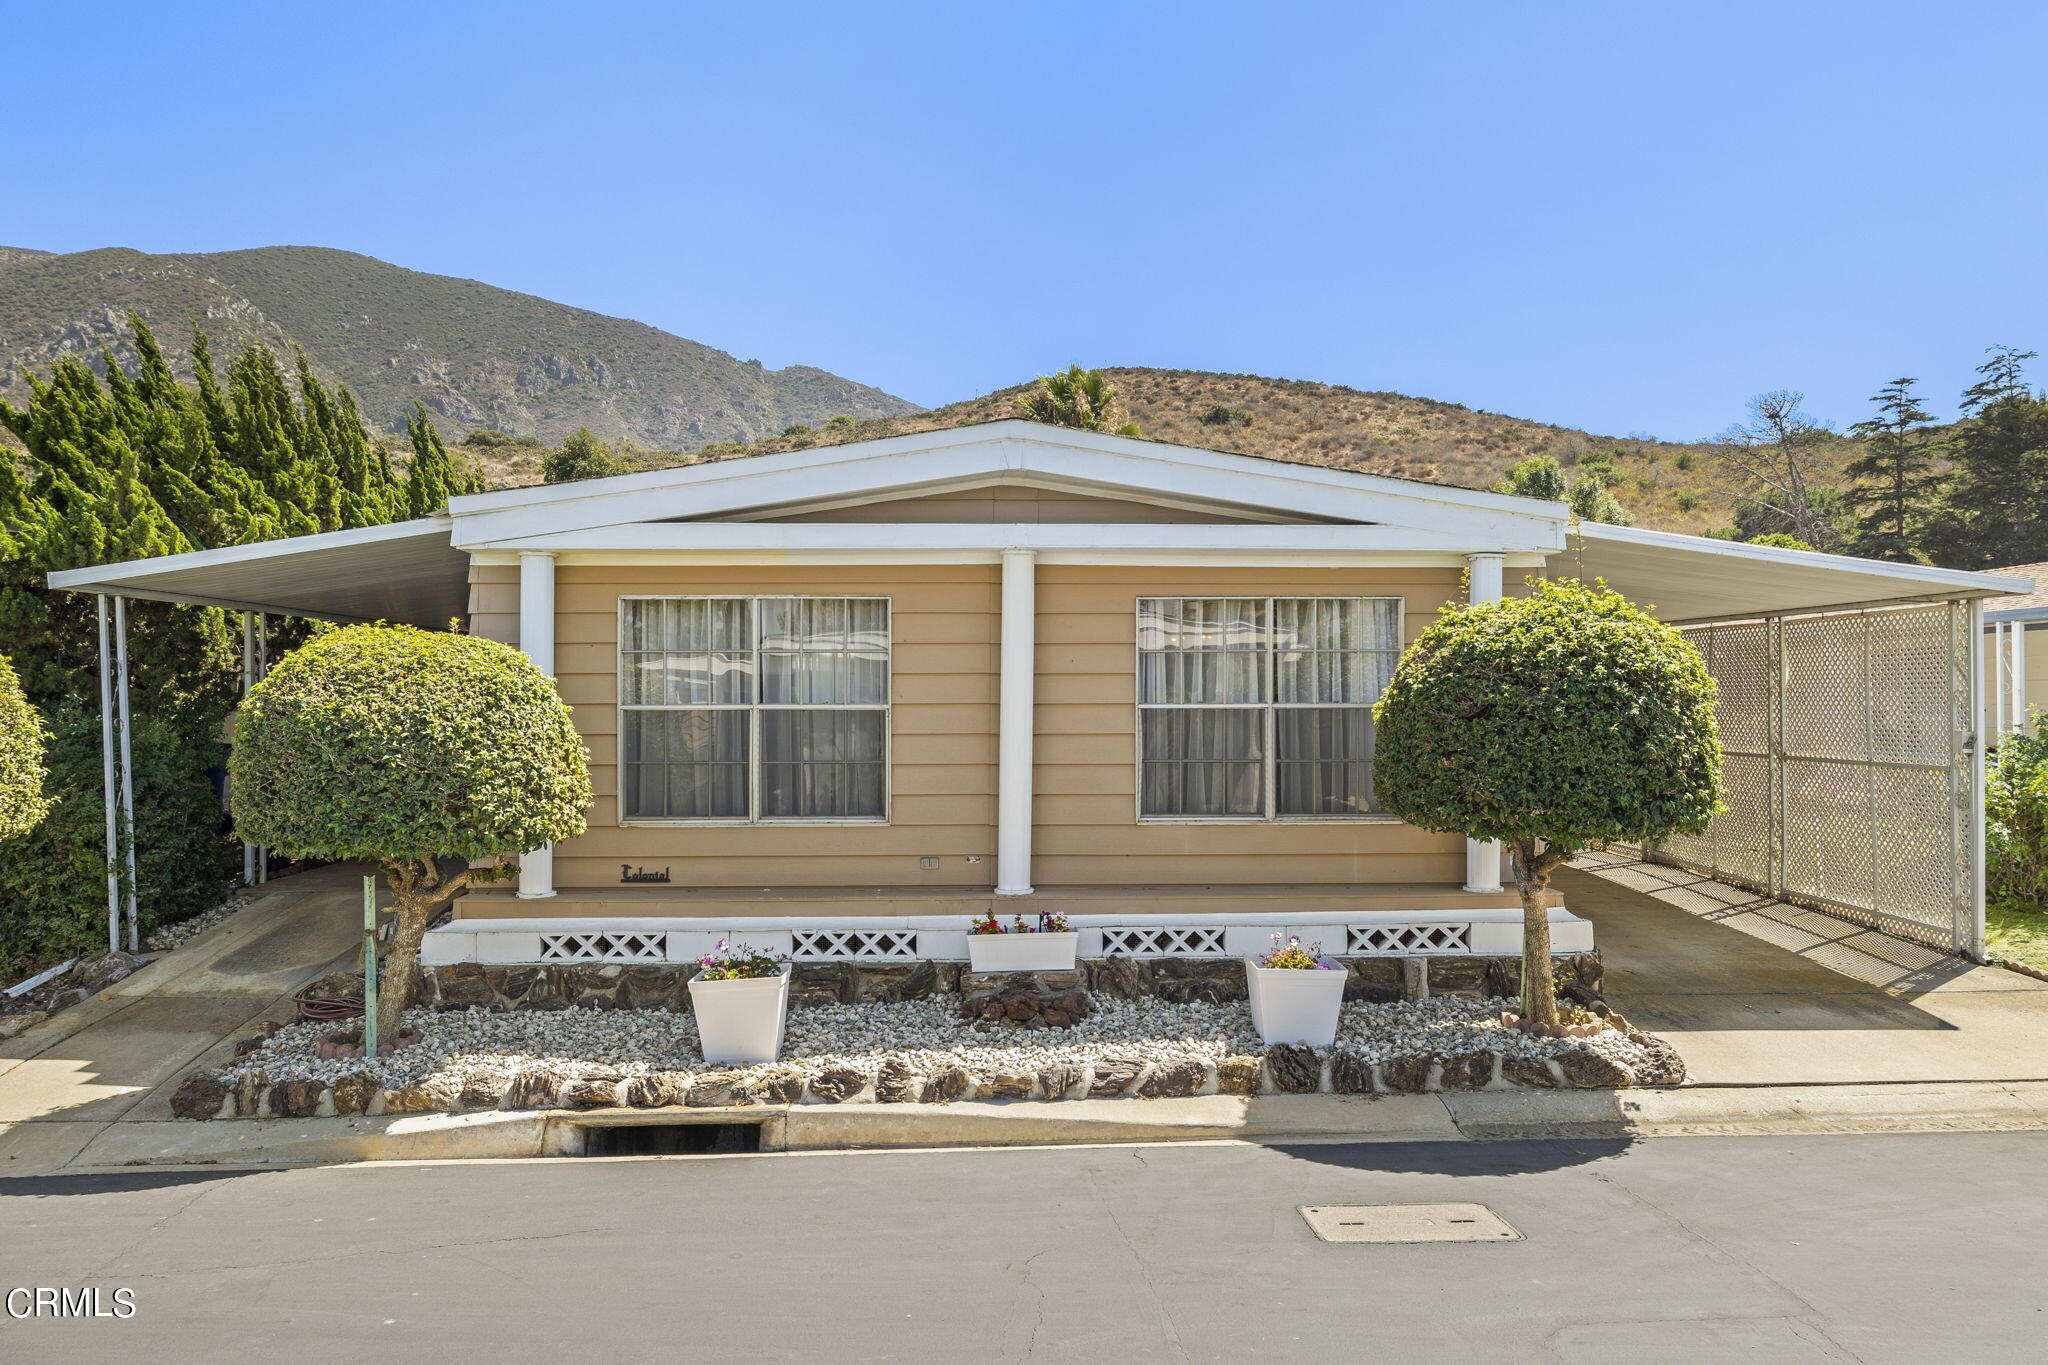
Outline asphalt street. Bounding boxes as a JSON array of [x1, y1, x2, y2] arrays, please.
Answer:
[[0, 1131, 2041, 1363]]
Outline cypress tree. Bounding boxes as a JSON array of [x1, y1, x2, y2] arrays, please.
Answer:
[[1923, 349, 2048, 569], [1843, 378, 1940, 562], [0, 318, 468, 972]]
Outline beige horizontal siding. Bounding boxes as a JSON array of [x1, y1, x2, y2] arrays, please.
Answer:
[[763, 484, 1276, 525], [1034, 852, 1465, 884], [489, 553, 1480, 901], [556, 855, 992, 888], [549, 562, 998, 890], [1031, 564, 1467, 885], [467, 561, 519, 646]]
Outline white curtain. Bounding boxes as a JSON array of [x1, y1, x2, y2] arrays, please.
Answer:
[[620, 597, 889, 820], [1138, 596, 1398, 817]]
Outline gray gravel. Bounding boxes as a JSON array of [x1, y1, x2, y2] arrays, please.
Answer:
[[220, 995, 1660, 1090], [145, 896, 250, 953]]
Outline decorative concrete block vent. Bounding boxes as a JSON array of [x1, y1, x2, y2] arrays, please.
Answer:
[[414, 952, 1604, 1013]]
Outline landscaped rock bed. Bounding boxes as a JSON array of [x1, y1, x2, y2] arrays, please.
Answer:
[[175, 994, 1685, 1120]]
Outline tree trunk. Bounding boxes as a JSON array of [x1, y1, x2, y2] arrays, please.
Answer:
[[374, 859, 467, 1044], [1512, 839, 1560, 1027]]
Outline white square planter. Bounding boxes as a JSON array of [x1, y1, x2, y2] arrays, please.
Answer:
[[967, 931, 1080, 973], [1244, 956, 1348, 1048], [688, 963, 791, 1065]]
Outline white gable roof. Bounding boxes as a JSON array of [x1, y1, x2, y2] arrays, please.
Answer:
[[445, 419, 1571, 551]]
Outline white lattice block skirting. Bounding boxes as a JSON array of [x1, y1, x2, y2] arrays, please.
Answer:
[[422, 907, 1590, 966]]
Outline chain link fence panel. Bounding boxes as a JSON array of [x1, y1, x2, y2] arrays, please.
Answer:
[[1642, 601, 1980, 955]]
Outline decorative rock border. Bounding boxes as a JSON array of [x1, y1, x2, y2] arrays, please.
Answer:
[[170, 1021, 1679, 1122], [415, 951, 1605, 1013]]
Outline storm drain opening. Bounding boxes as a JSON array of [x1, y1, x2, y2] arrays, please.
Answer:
[[1300, 1203, 1521, 1245], [576, 1122, 764, 1157]]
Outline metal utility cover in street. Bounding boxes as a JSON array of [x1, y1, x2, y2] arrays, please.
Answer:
[[1299, 1203, 1522, 1244]]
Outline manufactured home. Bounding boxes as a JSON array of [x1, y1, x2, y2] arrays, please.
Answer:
[[52, 420, 2029, 968]]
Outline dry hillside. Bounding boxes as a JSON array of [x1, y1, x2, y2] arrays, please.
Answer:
[[484, 368, 1778, 536]]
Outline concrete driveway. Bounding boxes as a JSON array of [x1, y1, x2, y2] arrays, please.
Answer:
[[1564, 855, 2048, 1085], [0, 866, 371, 1173]]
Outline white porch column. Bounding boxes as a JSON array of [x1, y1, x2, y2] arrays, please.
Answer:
[[996, 549, 1037, 896], [1463, 553, 1506, 894], [517, 551, 557, 899]]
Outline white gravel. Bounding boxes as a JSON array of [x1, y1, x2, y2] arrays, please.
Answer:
[[220, 995, 1660, 1090]]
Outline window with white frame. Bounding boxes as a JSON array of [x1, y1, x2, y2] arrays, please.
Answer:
[[619, 597, 889, 822], [1136, 597, 1402, 819]]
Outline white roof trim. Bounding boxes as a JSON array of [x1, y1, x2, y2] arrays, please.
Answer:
[[478, 521, 1557, 556], [446, 420, 1569, 549]]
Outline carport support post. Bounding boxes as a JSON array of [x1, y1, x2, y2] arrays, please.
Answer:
[[114, 595, 139, 952], [996, 549, 1036, 896], [516, 552, 556, 899], [1462, 553, 1505, 894], [240, 611, 257, 887], [1967, 600, 1988, 960], [256, 614, 270, 883], [96, 596, 121, 957]]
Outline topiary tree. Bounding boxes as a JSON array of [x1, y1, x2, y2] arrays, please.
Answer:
[[230, 625, 592, 1037], [0, 651, 50, 841], [1373, 578, 1722, 1025]]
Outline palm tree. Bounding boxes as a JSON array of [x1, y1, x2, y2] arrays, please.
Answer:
[[1017, 365, 1140, 435]]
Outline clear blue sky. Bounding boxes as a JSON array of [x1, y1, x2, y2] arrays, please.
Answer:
[[10, 1, 2045, 440]]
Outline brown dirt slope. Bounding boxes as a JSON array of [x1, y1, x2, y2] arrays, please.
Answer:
[[508, 368, 1770, 535]]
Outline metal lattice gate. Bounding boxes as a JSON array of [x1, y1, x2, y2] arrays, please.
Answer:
[[1648, 600, 1983, 956]]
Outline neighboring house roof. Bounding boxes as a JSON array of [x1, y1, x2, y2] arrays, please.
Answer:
[[47, 419, 2034, 628], [1983, 563, 2048, 622]]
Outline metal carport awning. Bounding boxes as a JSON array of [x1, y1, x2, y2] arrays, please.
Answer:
[[1569, 522, 2031, 624], [45, 517, 471, 956], [1569, 524, 2031, 962], [45, 516, 470, 628]]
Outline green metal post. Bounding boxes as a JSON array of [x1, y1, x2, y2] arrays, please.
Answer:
[[362, 875, 378, 1058]]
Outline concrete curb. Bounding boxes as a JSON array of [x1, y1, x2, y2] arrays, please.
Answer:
[[17, 1081, 2048, 1173]]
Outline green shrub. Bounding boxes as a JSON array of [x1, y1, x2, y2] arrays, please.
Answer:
[[0, 703, 228, 974], [231, 625, 591, 1033], [824, 415, 857, 431], [781, 424, 813, 438], [1988, 722, 2048, 909], [0, 652, 48, 841], [1373, 578, 1722, 1023], [1745, 532, 1814, 550], [1200, 404, 1253, 427], [1675, 491, 1701, 513], [541, 428, 626, 484], [461, 428, 543, 450], [1674, 452, 1695, 471], [1494, 455, 1568, 501]]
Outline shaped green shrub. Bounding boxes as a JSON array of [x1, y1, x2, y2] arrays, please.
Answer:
[[0, 651, 49, 841], [231, 625, 591, 1035], [1373, 578, 1722, 1024]]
